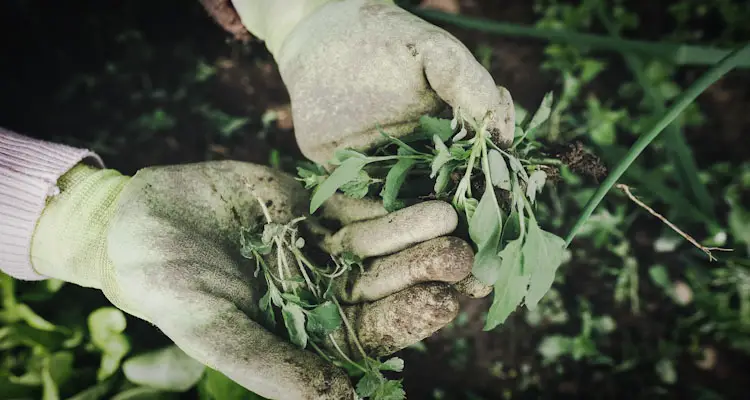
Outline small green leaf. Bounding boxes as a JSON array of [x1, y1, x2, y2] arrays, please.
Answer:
[[487, 150, 511, 190], [525, 92, 554, 134], [523, 219, 566, 310], [525, 170, 547, 204], [419, 116, 454, 142], [433, 163, 454, 196], [282, 304, 308, 348], [371, 379, 405, 400], [310, 157, 369, 213], [355, 371, 383, 398], [378, 128, 420, 155], [380, 357, 404, 372], [331, 149, 367, 165], [122, 345, 206, 392], [469, 185, 502, 247], [340, 170, 372, 199], [382, 158, 417, 212], [430, 135, 452, 178], [306, 301, 342, 338]]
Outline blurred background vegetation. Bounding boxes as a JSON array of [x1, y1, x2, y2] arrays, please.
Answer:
[[1, 0, 749, 399]]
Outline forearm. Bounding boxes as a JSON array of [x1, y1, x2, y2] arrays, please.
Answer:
[[0, 128, 102, 280]]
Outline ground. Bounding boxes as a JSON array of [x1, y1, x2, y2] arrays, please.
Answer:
[[1, 0, 749, 399]]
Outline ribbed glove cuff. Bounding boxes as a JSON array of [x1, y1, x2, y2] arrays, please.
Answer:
[[0, 128, 103, 280]]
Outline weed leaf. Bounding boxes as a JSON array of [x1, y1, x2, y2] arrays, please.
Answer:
[[523, 218, 566, 310], [380, 357, 405, 372], [305, 301, 341, 338], [372, 379, 406, 400], [488, 149, 511, 190], [282, 303, 308, 349], [419, 116, 454, 142], [526, 170, 548, 204], [310, 157, 369, 213], [484, 238, 527, 330], [469, 185, 503, 247], [356, 371, 383, 398], [382, 158, 417, 212], [430, 135, 452, 178], [525, 92, 554, 137]]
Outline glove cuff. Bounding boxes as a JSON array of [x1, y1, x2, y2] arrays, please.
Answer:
[[30, 164, 129, 289], [0, 128, 103, 281]]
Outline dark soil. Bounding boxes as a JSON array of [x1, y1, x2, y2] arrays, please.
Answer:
[[1, 1, 749, 399]]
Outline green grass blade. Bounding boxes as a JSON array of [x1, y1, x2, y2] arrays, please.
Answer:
[[595, 7, 716, 218], [409, 9, 750, 67], [565, 44, 750, 247]]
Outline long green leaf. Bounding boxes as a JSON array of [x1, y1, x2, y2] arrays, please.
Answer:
[[565, 44, 750, 246], [310, 157, 369, 213], [596, 6, 715, 218]]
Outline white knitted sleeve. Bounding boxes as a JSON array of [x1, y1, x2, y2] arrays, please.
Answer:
[[0, 127, 103, 280]]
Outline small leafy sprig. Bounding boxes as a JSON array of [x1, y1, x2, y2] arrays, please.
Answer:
[[299, 93, 567, 330], [240, 199, 405, 400]]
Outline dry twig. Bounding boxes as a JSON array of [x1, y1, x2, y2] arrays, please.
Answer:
[[616, 184, 733, 261]]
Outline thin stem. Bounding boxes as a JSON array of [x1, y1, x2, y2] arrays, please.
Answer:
[[332, 298, 369, 361], [327, 334, 368, 374], [564, 44, 750, 247]]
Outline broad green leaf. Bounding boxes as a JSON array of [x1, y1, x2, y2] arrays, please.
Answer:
[[525, 170, 547, 204], [525, 91, 554, 137], [355, 371, 383, 398], [484, 239, 526, 331], [305, 301, 342, 338], [487, 149, 511, 190], [419, 116, 454, 142], [648, 265, 672, 292], [372, 379, 405, 400], [310, 157, 369, 213], [382, 157, 417, 212], [199, 368, 268, 400], [282, 303, 308, 348], [123, 345, 206, 392], [380, 357, 404, 372], [469, 186, 502, 247], [430, 135, 452, 178], [258, 291, 276, 326], [523, 219, 566, 310]]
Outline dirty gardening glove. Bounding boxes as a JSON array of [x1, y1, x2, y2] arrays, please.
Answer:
[[30, 160, 476, 399], [230, 0, 516, 164]]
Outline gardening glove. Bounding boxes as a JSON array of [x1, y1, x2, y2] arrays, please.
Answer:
[[229, 0, 516, 164], [30, 160, 477, 400]]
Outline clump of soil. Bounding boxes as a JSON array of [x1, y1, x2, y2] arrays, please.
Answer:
[[553, 141, 608, 183]]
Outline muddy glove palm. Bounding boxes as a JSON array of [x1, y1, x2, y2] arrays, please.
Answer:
[[30, 161, 475, 400], [230, 0, 515, 164]]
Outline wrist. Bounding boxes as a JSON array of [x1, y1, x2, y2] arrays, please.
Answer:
[[30, 164, 129, 288]]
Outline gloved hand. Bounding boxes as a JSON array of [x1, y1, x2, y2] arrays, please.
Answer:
[[30, 160, 478, 400], [230, 0, 516, 164]]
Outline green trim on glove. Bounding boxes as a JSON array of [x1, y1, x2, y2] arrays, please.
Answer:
[[30, 163, 129, 290], [231, 0, 337, 57]]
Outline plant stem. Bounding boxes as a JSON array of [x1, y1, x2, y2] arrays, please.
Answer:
[[564, 44, 750, 247], [407, 8, 750, 68]]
